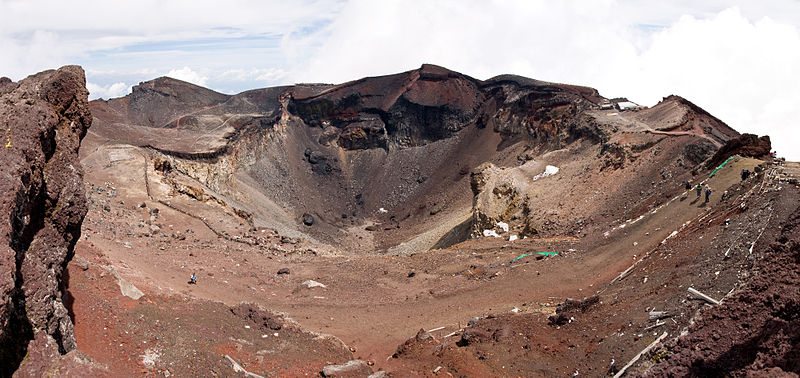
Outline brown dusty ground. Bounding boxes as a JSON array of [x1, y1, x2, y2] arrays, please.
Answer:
[[65, 117, 796, 376]]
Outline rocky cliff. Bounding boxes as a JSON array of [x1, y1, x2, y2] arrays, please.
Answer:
[[0, 66, 91, 372], [287, 64, 603, 151]]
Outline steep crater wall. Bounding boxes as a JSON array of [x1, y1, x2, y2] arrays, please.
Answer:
[[88, 64, 739, 255]]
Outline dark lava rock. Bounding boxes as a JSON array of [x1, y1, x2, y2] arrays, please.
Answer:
[[548, 313, 570, 326], [153, 158, 172, 173], [307, 150, 326, 164], [230, 303, 284, 331], [548, 295, 599, 326], [706, 133, 771, 169], [277, 268, 290, 275], [302, 213, 315, 226], [0, 76, 17, 95], [393, 329, 435, 358], [457, 327, 492, 347], [683, 141, 715, 166], [0, 66, 91, 371]]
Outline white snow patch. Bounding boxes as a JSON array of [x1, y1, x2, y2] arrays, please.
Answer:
[[483, 229, 500, 238], [509, 234, 518, 241], [378, 207, 388, 213], [533, 165, 560, 181], [661, 230, 679, 244], [496, 222, 509, 233]]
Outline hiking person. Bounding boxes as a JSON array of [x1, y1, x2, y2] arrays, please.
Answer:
[[189, 272, 197, 284], [684, 181, 692, 194], [704, 185, 712, 203], [696, 184, 702, 197], [741, 169, 750, 181]]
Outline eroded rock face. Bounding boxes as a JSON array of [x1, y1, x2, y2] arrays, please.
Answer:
[[470, 161, 564, 238], [0, 66, 91, 370], [288, 64, 602, 151], [706, 133, 772, 169]]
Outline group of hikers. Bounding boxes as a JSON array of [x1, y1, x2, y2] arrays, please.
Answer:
[[684, 181, 713, 203], [682, 161, 761, 205]]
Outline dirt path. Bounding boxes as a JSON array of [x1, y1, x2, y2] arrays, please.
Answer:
[[593, 110, 723, 147]]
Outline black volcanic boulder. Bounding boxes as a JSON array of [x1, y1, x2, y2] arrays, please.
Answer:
[[0, 66, 91, 370]]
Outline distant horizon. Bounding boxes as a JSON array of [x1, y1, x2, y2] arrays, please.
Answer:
[[2, 0, 798, 159]]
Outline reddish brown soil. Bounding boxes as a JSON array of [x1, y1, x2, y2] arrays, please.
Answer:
[[382, 162, 799, 376], [70, 135, 797, 376], [67, 243, 358, 376]]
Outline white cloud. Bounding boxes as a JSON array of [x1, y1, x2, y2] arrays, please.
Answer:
[[1, 1, 798, 159], [624, 9, 800, 160], [219, 68, 288, 82], [86, 81, 131, 99], [166, 67, 208, 87]]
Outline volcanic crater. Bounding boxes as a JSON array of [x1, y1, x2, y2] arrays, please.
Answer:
[[2, 64, 798, 376]]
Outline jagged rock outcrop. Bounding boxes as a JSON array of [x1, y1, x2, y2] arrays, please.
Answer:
[[0, 66, 91, 371], [470, 161, 552, 237], [706, 133, 772, 169]]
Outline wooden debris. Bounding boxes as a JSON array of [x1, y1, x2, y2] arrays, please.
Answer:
[[648, 311, 670, 321], [613, 331, 668, 378], [225, 355, 265, 378], [644, 320, 666, 331], [688, 287, 721, 305]]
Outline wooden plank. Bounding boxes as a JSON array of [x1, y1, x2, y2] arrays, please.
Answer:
[[613, 331, 668, 378], [688, 287, 721, 305]]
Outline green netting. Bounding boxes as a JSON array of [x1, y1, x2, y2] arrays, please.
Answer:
[[709, 156, 736, 178], [512, 252, 558, 262]]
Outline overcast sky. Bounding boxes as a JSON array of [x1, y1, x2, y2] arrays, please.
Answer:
[[1, 0, 798, 159]]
